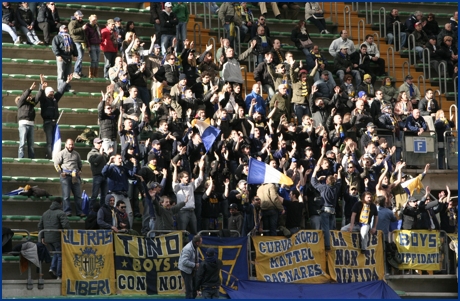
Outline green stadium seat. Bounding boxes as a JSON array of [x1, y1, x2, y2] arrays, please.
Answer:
[[15, 158, 32, 163], [9, 74, 26, 79], [90, 92, 103, 97], [2, 176, 12, 181], [5, 90, 23, 95], [92, 78, 108, 83], [66, 4, 81, 9], [31, 44, 48, 49], [26, 75, 41, 80], [81, 5, 97, 9], [68, 216, 83, 222], [3, 122, 18, 128], [59, 108, 72, 113], [2, 106, 18, 111], [76, 92, 90, 97], [111, 7, 126, 12], [9, 215, 26, 221], [11, 58, 28, 63], [2, 58, 12, 62], [30, 177, 49, 183], [72, 108, 89, 113], [26, 216, 42, 221], [44, 60, 57, 65], [124, 8, 140, 12], [43, 75, 58, 80], [2, 74, 9, 79], [12, 176, 30, 181], [87, 125, 100, 130], [88, 109, 98, 114], [97, 6, 111, 11], [28, 59, 44, 64], [2, 158, 14, 163], [32, 159, 52, 164], [2, 256, 20, 262], [3, 140, 18, 146], [48, 178, 61, 183], [7, 195, 28, 200]]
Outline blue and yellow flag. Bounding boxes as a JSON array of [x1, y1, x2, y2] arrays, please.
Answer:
[[114, 232, 183, 295], [61, 230, 115, 296]]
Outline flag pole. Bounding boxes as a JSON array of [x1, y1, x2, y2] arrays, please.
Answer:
[[56, 110, 64, 124]]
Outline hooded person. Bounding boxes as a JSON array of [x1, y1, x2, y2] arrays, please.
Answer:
[[96, 194, 119, 232], [195, 248, 223, 299]]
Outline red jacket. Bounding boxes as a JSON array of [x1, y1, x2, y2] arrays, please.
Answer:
[[100, 27, 117, 53]]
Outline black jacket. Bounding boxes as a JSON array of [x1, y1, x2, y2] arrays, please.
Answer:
[[98, 100, 120, 140], [154, 63, 179, 87], [87, 147, 109, 176], [37, 84, 66, 120], [36, 4, 60, 24], [52, 33, 78, 61], [159, 10, 178, 35], [16, 5, 35, 27], [17, 88, 38, 122], [195, 257, 223, 290], [127, 63, 151, 88], [2, 4, 15, 25]]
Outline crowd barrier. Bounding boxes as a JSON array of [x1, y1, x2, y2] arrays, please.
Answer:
[[4, 229, 456, 295]]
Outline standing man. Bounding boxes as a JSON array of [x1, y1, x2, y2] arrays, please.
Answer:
[[114, 17, 125, 50], [68, 10, 87, 79], [87, 138, 111, 207], [257, 183, 284, 236], [102, 154, 138, 229], [16, 81, 38, 159], [386, 9, 407, 51], [178, 234, 202, 299], [37, 2, 61, 46], [54, 139, 84, 217], [311, 159, 343, 251], [38, 197, 70, 280], [363, 35, 386, 76], [195, 248, 223, 299], [159, 2, 178, 55], [100, 19, 118, 80], [37, 74, 72, 159], [52, 24, 77, 91], [98, 92, 120, 156], [172, 157, 205, 235]]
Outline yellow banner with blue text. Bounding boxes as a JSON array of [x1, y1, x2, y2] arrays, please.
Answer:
[[114, 232, 183, 295], [252, 230, 331, 283], [327, 230, 385, 283], [61, 230, 115, 296], [394, 230, 441, 270]]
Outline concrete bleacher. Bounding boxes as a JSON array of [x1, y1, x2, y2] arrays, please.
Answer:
[[2, 2, 458, 298]]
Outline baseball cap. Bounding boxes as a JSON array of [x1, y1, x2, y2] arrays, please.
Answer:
[[229, 203, 238, 209], [405, 75, 413, 80], [114, 17, 122, 22], [75, 10, 84, 17], [305, 146, 312, 151], [366, 122, 376, 128], [153, 44, 161, 49], [164, 2, 172, 7], [147, 182, 162, 190], [364, 74, 372, 80], [340, 44, 349, 49], [179, 73, 187, 80], [93, 137, 103, 144], [206, 248, 216, 257], [59, 24, 67, 30], [151, 139, 160, 145], [45, 87, 54, 94], [358, 91, 367, 98]]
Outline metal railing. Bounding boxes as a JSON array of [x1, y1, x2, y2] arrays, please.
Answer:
[[387, 46, 395, 78], [364, 2, 373, 24], [392, 21, 403, 52], [197, 230, 241, 237], [146, 229, 190, 238], [328, 2, 338, 25], [189, 2, 197, 16], [378, 7, 387, 39], [438, 61, 448, 94], [235, 26, 241, 57], [351, 2, 359, 11], [357, 19, 365, 46], [435, 89, 442, 111], [193, 23, 203, 54], [202, 2, 208, 29], [444, 130, 458, 169], [402, 61, 410, 79], [372, 32, 381, 51], [343, 6, 352, 37], [407, 34, 417, 66], [454, 76, 458, 104], [421, 48, 431, 79], [417, 75, 426, 95], [207, 37, 216, 61], [241, 66, 248, 95], [450, 104, 458, 129]]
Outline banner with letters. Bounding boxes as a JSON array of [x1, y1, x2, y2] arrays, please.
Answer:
[[327, 230, 385, 283], [394, 230, 441, 270], [199, 235, 249, 293], [114, 232, 183, 295], [61, 230, 115, 296], [252, 230, 331, 283]]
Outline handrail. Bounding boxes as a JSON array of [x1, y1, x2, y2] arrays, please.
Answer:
[[207, 37, 216, 61], [329, 2, 338, 25], [421, 47, 431, 79], [11, 229, 31, 241], [357, 19, 365, 46], [351, 2, 359, 11], [417, 74, 426, 95], [372, 32, 381, 52], [392, 21, 403, 52], [407, 34, 416, 66], [438, 61, 448, 94], [193, 23, 202, 54], [202, 2, 207, 29], [378, 7, 387, 39], [343, 6, 352, 37], [235, 26, 241, 57], [434, 89, 442, 113], [449, 104, 457, 130], [386, 46, 395, 78], [454, 76, 458, 105], [197, 230, 241, 237], [364, 2, 373, 25], [444, 130, 458, 169], [217, 16, 222, 42], [241, 66, 248, 95], [402, 61, 410, 79], [146, 229, 190, 238]]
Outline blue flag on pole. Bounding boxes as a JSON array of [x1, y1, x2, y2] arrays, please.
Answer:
[[194, 120, 220, 153], [52, 123, 61, 159]]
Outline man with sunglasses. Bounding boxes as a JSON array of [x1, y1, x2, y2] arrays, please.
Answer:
[[37, 2, 61, 45]]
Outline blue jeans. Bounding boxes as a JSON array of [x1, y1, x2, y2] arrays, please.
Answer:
[[202, 288, 220, 299], [43, 119, 56, 159], [161, 34, 175, 56], [103, 51, 117, 78], [176, 22, 187, 53], [60, 174, 83, 215], [91, 175, 107, 207], [309, 215, 321, 230], [19, 26, 40, 44], [89, 44, 100, 68], [263, 84, 275, 102], [74, 42, 84, 74], [307, 17, 326, 32], [56, 57, 73, 89], [387, 32, 407, 49], [320, 211, 336, 248], [293, 104, 310, 122], [2, 23, 18, 42], [49, 242, 62, 277], [18, 123, 35, 158], [262, 209, 278, 236], [136, 86, 151, 108]]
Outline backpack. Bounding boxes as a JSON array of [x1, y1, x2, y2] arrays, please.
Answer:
[[76, 128, 99, 144]]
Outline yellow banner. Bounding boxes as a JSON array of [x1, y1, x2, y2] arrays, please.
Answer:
[[252, 230, 331, 283], [394, 230, 441, 270], [114, 232, 183, 295], [61, 230, 115, 296], [327, 230, 385, 283]]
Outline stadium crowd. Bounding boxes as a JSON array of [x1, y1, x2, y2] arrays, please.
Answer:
[[7, 1, 458, 284]]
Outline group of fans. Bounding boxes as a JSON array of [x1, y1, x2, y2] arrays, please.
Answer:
[[11, 1, 458, 273]]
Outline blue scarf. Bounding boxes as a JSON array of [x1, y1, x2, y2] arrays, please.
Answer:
[[59, 31, 72, 53]]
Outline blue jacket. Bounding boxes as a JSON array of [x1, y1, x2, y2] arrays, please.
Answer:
[[405, 115, 427, 134], [310, 176, 342, 207], [244, 90, 266, 116], [102, 164, 137, 192]]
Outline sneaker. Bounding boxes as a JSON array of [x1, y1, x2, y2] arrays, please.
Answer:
[[14, 37, 21, 45], [72, 72, 81, 79], [275, 14, 281, 19], [49, 269, 57, 279], [324, 30, 331, 34], [56, 277, 61, 280]]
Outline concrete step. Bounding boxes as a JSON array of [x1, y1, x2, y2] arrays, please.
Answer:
[[386, 274, 458, 293], [2, 76, 109, 93], [2, 124, 97, 142], [2, 107, 99, 125], [2, 61, 105, 76], [2, 160, 93, 179], [2, 93, 101, 108], [2, 143, 93, 160]]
